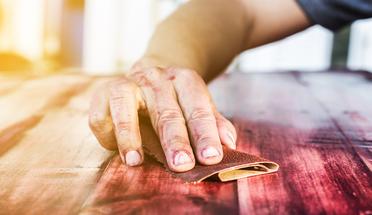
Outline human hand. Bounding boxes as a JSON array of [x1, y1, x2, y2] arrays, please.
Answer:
[[89, 59, 237, 172]]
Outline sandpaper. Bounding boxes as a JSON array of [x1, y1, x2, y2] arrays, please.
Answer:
[[139, 117, 279, 182]]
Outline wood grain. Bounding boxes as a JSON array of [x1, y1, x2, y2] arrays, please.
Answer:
[[0, 71, 371, 215], [300, 71, 372, 171], [0, 75, 112, 214], [209, 72, 372, 215]]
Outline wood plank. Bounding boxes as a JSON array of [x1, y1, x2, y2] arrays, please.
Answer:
[[209, 72, 372, 215], [299, 71, 372, 170], [0, 77, 112, 214], [0, 74, 92, 156], [0, 74, 90, 131]]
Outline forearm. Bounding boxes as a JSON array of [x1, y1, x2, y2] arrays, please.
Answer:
[[142, 0, 311, 81], [143, 0, 249, 81]]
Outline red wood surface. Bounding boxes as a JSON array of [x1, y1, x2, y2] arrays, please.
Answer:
[[209, 72, 372, 214], [0, 71, 371, 215]]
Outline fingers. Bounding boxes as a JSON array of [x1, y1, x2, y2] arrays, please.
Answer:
[[131, 70, 195, 172], [89, 85, 117, 150], [89, 68, 237, 173], [169, 69, 223, 165], [108, 80, 144, 166], [215, 111, 237, 150]]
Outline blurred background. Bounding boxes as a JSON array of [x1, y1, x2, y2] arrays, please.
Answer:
[[0, 0, 371, 75]]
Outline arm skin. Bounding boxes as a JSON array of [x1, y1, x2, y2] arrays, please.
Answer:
[[143, 0, 311, 81], [89, 0, 312, 172]]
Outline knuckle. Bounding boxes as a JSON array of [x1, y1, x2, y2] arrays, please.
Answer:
[[109, 90, 134, 106], [130, 72, 153, 87], [196, 135, 216, 145], [131, 68, 166, 87], [128, 71, 143, 82], [108, 79, 136, 94], [176, 68, 197, 79], [188, 108, 214, 123], [115, 121, 132, 135], [156, 109, 185, 128], [109, 94, 126, 104]]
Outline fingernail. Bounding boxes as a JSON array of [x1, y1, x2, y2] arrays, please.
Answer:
[[174, 151, 193, 166], [125, 150, 141, 166], [227, 132, 236, 149], [202, 146, 220, 158]]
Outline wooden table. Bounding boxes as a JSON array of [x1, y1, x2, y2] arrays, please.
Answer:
[[0, 71, 371, 215]]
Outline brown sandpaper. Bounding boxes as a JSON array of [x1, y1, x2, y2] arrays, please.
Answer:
[[139, 117, 279, 182]]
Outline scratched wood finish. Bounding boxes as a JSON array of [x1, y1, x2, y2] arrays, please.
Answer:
[[209, 72, 372, 214], [0, 71, 371, 215]]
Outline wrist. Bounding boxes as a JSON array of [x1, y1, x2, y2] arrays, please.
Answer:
[[131, 53, 207, 76]]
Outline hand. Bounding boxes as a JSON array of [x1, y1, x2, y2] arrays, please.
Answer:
[[88, 59, 237, 172]]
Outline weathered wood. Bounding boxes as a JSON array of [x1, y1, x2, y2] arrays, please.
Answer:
[[0, 75, 112, 214], [209, 72, 372, 215], [299, 71, 372, 171], [0, 71, 371, 215]]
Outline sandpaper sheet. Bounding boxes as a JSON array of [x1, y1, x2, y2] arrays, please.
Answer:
[[140, 118, 279, 182]]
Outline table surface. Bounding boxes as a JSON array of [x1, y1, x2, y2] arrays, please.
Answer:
[[0, 71, 371, 215]]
